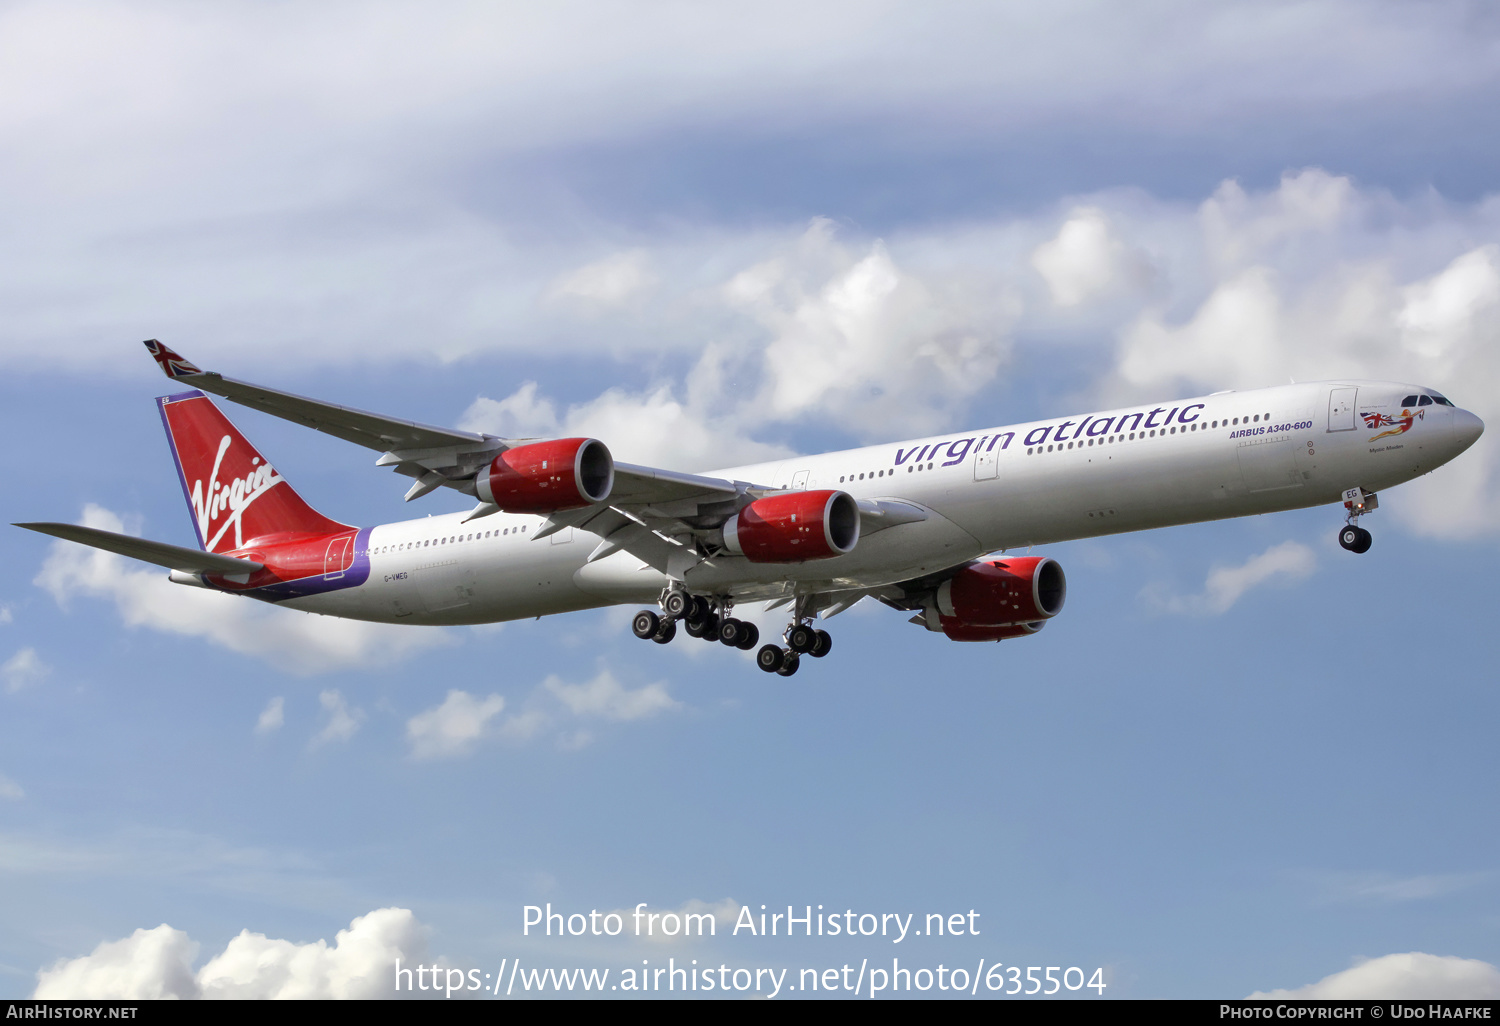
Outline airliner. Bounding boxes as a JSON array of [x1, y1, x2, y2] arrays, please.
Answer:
[[15, 342, 1485, 676]]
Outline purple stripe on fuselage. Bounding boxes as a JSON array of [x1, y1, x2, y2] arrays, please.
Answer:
[[249, 527, 374, 603]]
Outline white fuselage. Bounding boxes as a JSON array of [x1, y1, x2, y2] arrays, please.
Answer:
[[290, 380, 1482, 626]]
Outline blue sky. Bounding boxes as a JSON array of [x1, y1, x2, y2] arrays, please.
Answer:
[[2, 0, 1499, 1000]]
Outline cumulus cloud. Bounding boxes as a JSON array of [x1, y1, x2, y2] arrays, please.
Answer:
[[6, 3, 1494, 371], [312, 690, 362, 747], [404, 669, 681, 758], [0, 773, 24, 800], [544, 668, 679, 721], [255, 697, 285, 735], [33, 909, 427, 1000], [2, 647, 49, 693], [463, 218, 1020, 470], [1250, 953, 1500, 1000], [1106, 170, 1500, 538], [0, 605, 13, 624], [1032, 207, 1152, 306], [406, 690, 506, 760], [33, 505, 448, 675], [1146, 541, 1317, 615]]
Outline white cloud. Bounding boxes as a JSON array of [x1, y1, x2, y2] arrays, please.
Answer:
[[2, 646, 49, 693], [0, 604, 13, 624], [0, 773, 23, 801], [547, 249, 656, 305], [463, 218, 1021, 469], [406, 690, 506, 760], [1106, 172, 1500, 539], [33, 505, 449, 675], [1146, 541, 1317, 616], [34, 925, 200, 1000], [544, 668, 680, 721], [33, 908, 427, 1000], [1250, 953, 1500, 1000], [403, 669, 681, 759], [312, 690, 362, 747], [255, 697, 285, 735], [1032, 207, 1152, 306]]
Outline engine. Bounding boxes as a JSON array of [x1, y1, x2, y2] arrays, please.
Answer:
[[933, 556, 1066, 640], [476, 438, 614, 514], [721, 490, 860, 563]]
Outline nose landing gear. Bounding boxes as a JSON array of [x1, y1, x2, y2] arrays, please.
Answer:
[[1338, 487, 1377, 554]]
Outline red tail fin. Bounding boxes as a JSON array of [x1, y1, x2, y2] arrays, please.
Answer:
[[157, 390, 349, 553]]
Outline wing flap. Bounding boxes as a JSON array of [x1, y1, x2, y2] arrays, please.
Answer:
[[14, 522, 265, 575]]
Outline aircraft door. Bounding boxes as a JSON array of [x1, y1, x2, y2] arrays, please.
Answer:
[[791, 470, 810, 490], [973, 447, 998, 481], [323, 534, 353, 580], [1327, 387, 1358, 431]]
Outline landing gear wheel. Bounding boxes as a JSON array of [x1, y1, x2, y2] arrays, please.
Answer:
[[810, 630, 832, 658], [775, 651, 800, 677], [652, 618, 677, 644], [718, 618, 747, 647], [688, 595, 712, 624], [663, 591, 690, 618], [735, 623, 760, 651], [697, 613, 720, 641], [786, 624, 817, 654], [1339, 525, 1373, 554], [632, 610, 660, 640], [756, 644, 784, 673], [683, 617, 709, 639]]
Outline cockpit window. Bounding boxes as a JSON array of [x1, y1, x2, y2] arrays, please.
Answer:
[[1400, 395, 1419, 407], [1418, 395, 1433, 406], [1430, 395, 1454, 407]]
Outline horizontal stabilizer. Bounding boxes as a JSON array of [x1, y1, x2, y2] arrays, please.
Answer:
[[13, 523, 265, 575]]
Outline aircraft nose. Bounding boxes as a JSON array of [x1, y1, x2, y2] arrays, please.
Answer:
[[1453, 409, 1485, 452]]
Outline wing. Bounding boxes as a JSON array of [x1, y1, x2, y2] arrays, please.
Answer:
[[14, 522, 265, 575], [145, 340, 508, 502], [142, 342, 771, 573]]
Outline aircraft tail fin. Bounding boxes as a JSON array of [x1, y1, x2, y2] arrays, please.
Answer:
[[157, 390, 350, 553]]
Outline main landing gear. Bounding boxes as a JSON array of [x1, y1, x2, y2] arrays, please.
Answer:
[[631, 593, 761, 653], [629, 590, 834, 677], [1338, 487, 1377, 554], [753, 622, 831, 678]]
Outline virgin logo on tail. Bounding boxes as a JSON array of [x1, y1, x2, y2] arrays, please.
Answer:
[[190, 435, 286, 551]]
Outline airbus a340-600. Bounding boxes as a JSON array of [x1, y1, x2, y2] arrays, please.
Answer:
[[16, 341, 1485, 676]]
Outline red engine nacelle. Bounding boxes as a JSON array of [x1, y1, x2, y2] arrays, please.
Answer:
[[940, 618, 1046, 642], [721, 490, 860, 563], [936, 556, 1066, 627], [476, 438, 614, 514]]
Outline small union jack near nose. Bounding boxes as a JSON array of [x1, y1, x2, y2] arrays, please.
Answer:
[[143, 339, 202, 379]]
